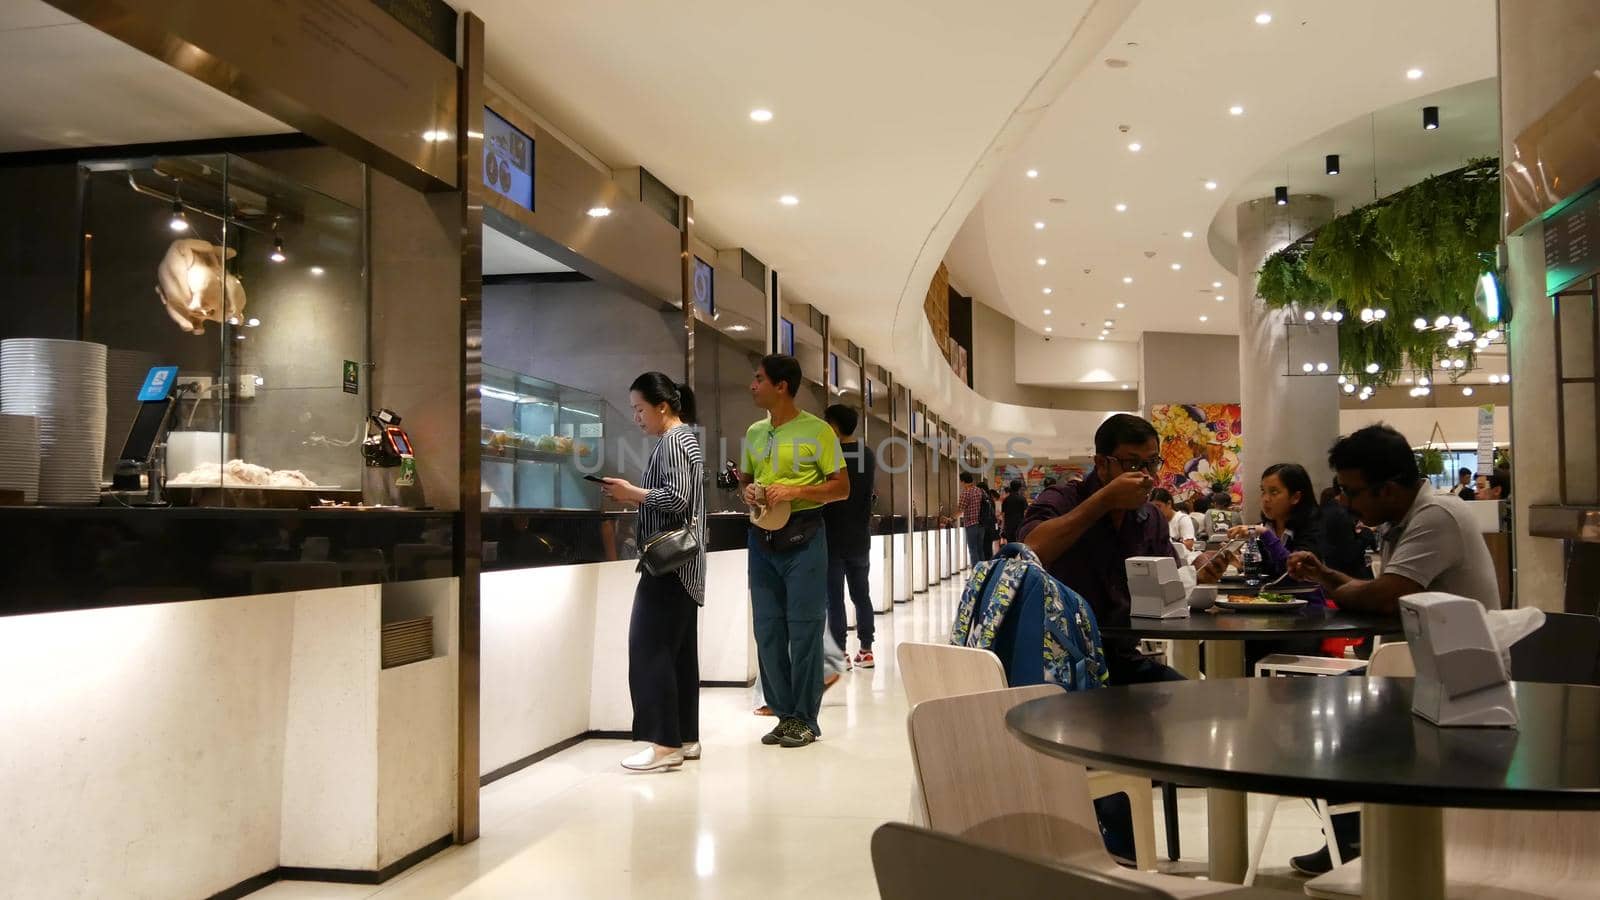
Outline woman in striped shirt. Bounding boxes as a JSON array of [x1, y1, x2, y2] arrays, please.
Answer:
[[600, 372, 706, 771]]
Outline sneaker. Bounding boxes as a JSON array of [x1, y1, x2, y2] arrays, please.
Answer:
[[854, 649, 875, 668], [761, 719, 794, 746], [777, 721, 818, 748], [823, 672, 842, 694], [620, 747, 685, 771], [753, 705, 774, 717], [683, 742, 701, 760]]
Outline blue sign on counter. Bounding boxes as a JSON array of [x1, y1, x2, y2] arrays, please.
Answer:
[[138, 366, 180, 402]]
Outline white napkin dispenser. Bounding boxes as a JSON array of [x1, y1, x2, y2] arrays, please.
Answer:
[[1127, 556, 1190, 619], [1400, 592, 1517, 728]]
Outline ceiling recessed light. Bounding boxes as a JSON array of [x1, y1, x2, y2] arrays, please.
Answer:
[[1042, 287, 1053, 294], [1104, 319, 1115, 328], [1462, 387, 1474, 396], [1254, 12, 1272, 25], [1127, 142, 1142, 153], [1025, 169, 1039, 178], [728, 324, 749, 332], [1228, 105, 1244, 116], [1182, 230, 1194, 239], [1115, 202, 1128, 212], [1423, 105, 1440, 130], [1121, 384, 1130, 390], [1043, 308, 1053, 315], [1101, 329, 1110, 336], [1199, 315, 1209, 322], [779, 195, 799, 206], [1115, 302, 1127, 309], [1170, 262, 1182, 271], [1036, 258, 1048, 266], [1212, 281, 1223, 289], [246, 317, 261, 328], [749, 108, 774, 122], [309, 266, 325, 276], [1122, 276, 1133, 284], [1044, 326, 1053, 333], [586, 206, 612, 217], [1034, 221, 1046, 230], [1204, 180, 1219, 191], [1098, 335, 1106, 341], [1216, 294, 1226, 301], [1406, 68, 1424, 80]]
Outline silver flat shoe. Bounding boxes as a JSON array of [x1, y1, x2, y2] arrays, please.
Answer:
[[621, 747, 685, 771], [683, 742, 701, 760]]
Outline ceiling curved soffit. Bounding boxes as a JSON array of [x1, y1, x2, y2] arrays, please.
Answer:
[[950, 0, 1497, 351]]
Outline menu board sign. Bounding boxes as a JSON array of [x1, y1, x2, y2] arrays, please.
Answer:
[[692, 257, 714, 316], [484, 108, 534, 211], [1477, 405, 1495, 472], [1545, 187, 1600, 295]]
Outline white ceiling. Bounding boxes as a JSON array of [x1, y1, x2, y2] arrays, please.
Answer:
[[482, 225, 574, 275], [0, 0, 289, 152], [451, 0, 1101, 367], [948, 0, 1499, 346]]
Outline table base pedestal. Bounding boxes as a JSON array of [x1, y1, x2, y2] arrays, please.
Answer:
[[1202, 640, 1247, 881], [1361, 803, 1443, 900]]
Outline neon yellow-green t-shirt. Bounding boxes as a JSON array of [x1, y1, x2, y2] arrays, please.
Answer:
[[741, 411, 844, 511]]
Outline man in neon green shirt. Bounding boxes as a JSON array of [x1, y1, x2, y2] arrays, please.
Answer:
[[739, 354, 848, 748]]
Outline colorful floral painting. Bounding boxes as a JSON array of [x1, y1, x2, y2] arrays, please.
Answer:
[[1150, 404, 1244, 505]]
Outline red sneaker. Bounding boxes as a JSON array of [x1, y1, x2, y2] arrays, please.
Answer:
[[853, 649, 875, 669]]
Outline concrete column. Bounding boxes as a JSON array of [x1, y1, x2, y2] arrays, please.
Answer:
[[1236, 194, 1337, 516]]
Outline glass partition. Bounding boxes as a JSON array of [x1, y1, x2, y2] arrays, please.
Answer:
[[480, 364, 609, 510]]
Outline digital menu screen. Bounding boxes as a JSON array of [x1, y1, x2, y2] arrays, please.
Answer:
[[484, 107, 533, 211], [693, 256, 714, 316]]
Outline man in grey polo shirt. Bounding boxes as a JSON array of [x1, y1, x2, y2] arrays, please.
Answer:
[[1288, 423, 1500, 612], [1282, 423, 1499, 875]]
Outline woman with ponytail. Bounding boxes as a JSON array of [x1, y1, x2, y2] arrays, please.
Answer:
[[599, 372, 706, 771]]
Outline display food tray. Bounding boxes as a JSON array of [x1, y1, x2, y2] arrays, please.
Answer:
[[163, 485, 362, 509]]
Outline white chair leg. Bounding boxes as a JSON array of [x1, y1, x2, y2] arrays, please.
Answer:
[[1318, 799, 1344, 867], [1243, 795, 1280, 887]]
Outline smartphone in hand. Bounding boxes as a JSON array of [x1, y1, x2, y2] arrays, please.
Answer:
[[583, 474, 608, 484]]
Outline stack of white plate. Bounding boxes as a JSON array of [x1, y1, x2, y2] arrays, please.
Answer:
[[103, 348, 158, 480], [0, 414, 40, 503], [1, 339, 107, 506]]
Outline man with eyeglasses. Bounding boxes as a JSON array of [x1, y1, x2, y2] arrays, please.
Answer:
[[1019, 413, 1229, 686], [1287, 424, 1500, 615]]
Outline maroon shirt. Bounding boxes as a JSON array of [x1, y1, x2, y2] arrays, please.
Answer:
[[1017, 472, 1180, 662]]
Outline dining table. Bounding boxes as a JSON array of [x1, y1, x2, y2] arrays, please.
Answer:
[[1007, 677, 1600, 899], [1098, 603, 1404, 882]]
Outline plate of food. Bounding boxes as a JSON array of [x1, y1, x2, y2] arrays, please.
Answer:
[[1216, 592, 1308, 612]]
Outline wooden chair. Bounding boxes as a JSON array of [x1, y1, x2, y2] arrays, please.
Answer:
[[907, 685, 1299, 898], [1242, 641, 1416, 885], [871, 822, 1176, 900], [897, 642, 1159, 870]]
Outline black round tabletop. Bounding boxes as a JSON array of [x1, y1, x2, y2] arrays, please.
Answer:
[[1006, 677, 1600, 810], [1100, 605, 1402, 639]]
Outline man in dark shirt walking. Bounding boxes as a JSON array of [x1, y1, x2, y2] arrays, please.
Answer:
[[1001, 479, 1028, 545], [823, 404, 878, 668], [1018, 413, 1228, 685]]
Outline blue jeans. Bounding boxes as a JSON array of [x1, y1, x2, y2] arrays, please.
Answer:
[[748, 523, 830, 735], [827, 552, 874, 652], [964, 523, 988, 567]]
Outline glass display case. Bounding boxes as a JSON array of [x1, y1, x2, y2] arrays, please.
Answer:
[[72, 151, 367, 505], [480, 365, 607, 509]]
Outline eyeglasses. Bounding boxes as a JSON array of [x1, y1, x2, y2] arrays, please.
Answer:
[[1106, 455, 1161, 475]]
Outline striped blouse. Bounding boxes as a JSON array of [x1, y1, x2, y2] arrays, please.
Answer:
[[637, 424, 706, 605]]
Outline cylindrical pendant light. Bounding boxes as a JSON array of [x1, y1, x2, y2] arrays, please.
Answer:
[[1325, 154, 1340, 175], [1274, 185, 1289, 206], [1422, 106, 1439, 130]]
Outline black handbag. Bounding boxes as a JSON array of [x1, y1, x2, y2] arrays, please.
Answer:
[[640, 524, 701, 576]]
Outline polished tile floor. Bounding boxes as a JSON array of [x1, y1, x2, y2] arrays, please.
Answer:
[[254, 575, 1325, 899]]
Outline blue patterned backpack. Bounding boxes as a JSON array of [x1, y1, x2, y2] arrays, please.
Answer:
[[950, 542, 1108, 691]]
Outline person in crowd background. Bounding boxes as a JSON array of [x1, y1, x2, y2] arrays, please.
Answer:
[[958, 472, 987, 566], [1189, 493, 1213, 541], [739, 354, 849, 749], [822, 404, 877, 669], [1149, 487, 1196, 554], [1230, 463, 1326, 601], [1207, 489, 1243, 535], [1001, 479, 1028, 545], [1478, 471, 1509, 501], [599, 372, 705, 772], [1318, 484, 1372, 579], [983, 487, 1001, 556], [1450, 466, 1476, 500]]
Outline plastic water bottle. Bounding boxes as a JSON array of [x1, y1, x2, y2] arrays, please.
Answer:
[[1242, 530, 1263, 582]]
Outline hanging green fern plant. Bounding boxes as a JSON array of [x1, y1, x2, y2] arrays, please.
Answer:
[[1255, 159, 1500, 386]]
